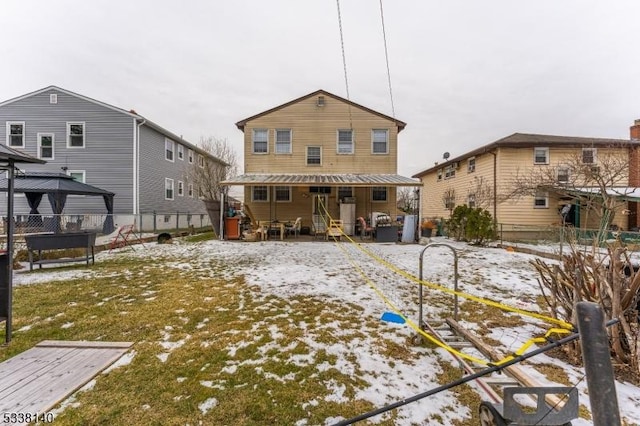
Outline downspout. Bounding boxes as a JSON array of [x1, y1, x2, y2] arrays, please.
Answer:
[[134, 118, 146, 216], [490, 150, 498, 233]]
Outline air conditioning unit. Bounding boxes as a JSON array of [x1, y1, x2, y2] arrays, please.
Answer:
[[452, 161, 460, 169]]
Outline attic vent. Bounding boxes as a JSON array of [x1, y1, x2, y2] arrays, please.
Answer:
[[316, 96, 325, 107], [49, 94, 58, 104]]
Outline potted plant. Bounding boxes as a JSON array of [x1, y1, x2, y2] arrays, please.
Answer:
[[421, 219, 436, 238]]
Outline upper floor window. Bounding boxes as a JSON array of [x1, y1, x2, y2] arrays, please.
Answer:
[[198, 154, 205, 168], [372, 186, 388, 202], [275, 129, 292, 154], [6, 122, 25, 148], [337, 129, 354, 154], [437, 169, 443, 181], [444, 164, 456, 179], [557, 166, 570, 183], [38, 133, 54, 159], [275, 186, 292, 202], [177, 145, 184, 160], [534, 191, 548, 208], [253, 129, 268, 154], [307, 146, 321, 165], [165, 178, 174, 200], [188, 149, 194, 164], [165, 139, 175, 162], [188, 183, 194, 197], [582, 148, 597, 164], [372, 129, 388, 154], [467, 193, 476, 208], [468, 157, 476, 173], [533, 147, 549, 164], [252, 185, 268, 202], [67, 122, 85, 148], [177, 181, 184, 196]]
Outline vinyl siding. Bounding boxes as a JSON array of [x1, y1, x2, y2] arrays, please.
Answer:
[[0, 88, 134, 214], [138, 125, 207, 214]]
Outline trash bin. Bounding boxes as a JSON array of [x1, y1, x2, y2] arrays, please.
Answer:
[[224, 216, 241, 240]]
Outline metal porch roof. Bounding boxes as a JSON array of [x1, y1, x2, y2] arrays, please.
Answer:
[[222, 173, 420, 186]]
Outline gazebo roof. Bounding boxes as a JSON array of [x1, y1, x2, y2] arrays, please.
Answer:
[[0, 145, 46, 165], [0, 172, 114, 196]]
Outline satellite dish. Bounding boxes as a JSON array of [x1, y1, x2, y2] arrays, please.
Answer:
[[443, 152, 450, 160]]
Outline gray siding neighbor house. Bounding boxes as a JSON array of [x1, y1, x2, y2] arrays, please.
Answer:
[[0, 85, 224, 230]]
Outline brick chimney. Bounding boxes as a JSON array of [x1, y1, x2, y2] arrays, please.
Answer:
[[632, 119, 640, 140]]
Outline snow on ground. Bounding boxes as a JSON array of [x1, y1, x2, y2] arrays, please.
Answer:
[[11, 236, 640, 425]]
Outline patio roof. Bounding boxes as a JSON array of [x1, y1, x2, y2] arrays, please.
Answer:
[[222, 173, 420, 187], [566, 186, 640, 201]]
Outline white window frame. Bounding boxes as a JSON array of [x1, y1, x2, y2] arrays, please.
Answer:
[[37, 133, 55, 160], [165, 178, 175, 200], [437, 169, 443, 181], [444, 165, 456, 179], [6, 121, 25, 148], [275, 186, 292, 202], [188, 149, 194, 164], [275, 129, 292, 154], [467, 157, 476, 173], [337, 129, 354, 154], [533, 147, 549, 165], [534, 192, 549, 209], [66, 122, 85, 148], [252, 129, 269, 154], [582, 148, 597, 164], [50, 94, 58, 104], [177, 144, 184, 160], [165, 138, 175, 162], [188, 183, 194, 197], [372, 186, 388, 202], [306, 146, 322, 166], [177, 180, 184, 196], [67, 170, 86, 197], [251, 185, 269, 202], [371, 129, 389, 154], [557, 166, 570, 183], [198, 154, 205, 168], [467, 193, 476, 208]]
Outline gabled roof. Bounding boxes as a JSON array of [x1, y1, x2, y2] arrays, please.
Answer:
[[412, 132, 634, 178], [235, 89, 406, 133], [0, 86, 227, 166]]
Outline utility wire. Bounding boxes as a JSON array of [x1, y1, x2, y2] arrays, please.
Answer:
[[336, 0, 353, 129], [379, 0, 396, 119]]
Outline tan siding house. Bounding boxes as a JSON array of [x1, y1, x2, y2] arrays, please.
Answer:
[[225, 90, 418, 236], [413, 130, 640, 234]]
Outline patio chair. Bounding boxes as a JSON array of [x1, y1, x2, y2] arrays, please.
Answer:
[[285, 217, 302, 238], [108, 223, 145, 252], [312, 220, 326, 240], [357, 216, 374, 240]]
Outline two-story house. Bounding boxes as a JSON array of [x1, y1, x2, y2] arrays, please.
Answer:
[[412, 126, 640, 235], [0, 86, 225, 231], [225, 89, 418, 235]]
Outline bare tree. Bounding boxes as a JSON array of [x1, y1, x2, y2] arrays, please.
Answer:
[[397, 187, 418, 214], [469, 176, 494, 209], [185, 136, 238, 202], [442, 187, 456, 216]]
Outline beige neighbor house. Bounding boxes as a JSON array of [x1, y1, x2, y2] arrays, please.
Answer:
[[412, 120, 640, 239], [224, 89, 419, 237]]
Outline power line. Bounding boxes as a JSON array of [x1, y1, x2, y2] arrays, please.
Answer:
[[335, 0, 353, 129], [379, 0, 396, 120]]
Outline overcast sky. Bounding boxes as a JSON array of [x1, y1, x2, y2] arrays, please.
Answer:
[[1, 0, 639, 177]]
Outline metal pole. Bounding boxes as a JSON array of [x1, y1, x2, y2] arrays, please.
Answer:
[[576, 301, 621, 426], [5, 162, 14, 343]]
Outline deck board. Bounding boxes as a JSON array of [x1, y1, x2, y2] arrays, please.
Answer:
[[0, 340, 133, 424]]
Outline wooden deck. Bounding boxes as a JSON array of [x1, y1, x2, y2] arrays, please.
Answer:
[[0, 340, 133, 424]]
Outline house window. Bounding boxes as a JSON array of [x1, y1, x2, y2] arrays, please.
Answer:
[[177, 145, 184, 160], [337, 129, 354, 154], [6, 122, 25, 148], [177, 181, 184, 196], [198, 154, 205, 168], [68, 170, 85, 183], [444, 165, 456, 179], [165, 139, 175, 162], [372, 186, 388, 202], [534, 192, 548, 208], [67, 122, 85, 148], [188, 183, 194, 197], [253, 129, 268, 154], [275, 186, 291, 202], [188, 149, 194, 164], [582, 148, 597, 164], [307, 146, 321, 165], [165, 178, 174, 200], [338, 186, 353, 200], [372, 129, 388, 154], [533, 147, 549, 164], [468, 193, 476, 208], [275, 129, 292, 154], [252, 185, 268, 202], [468, 157, 476, 173], [557, 167, 570, 183], [437, 169, 443, 181], [37, 133, 54, 159], [50, 94, 57, 104]]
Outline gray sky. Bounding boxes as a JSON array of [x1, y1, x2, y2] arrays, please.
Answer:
[[1, 0, 639, 177]]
